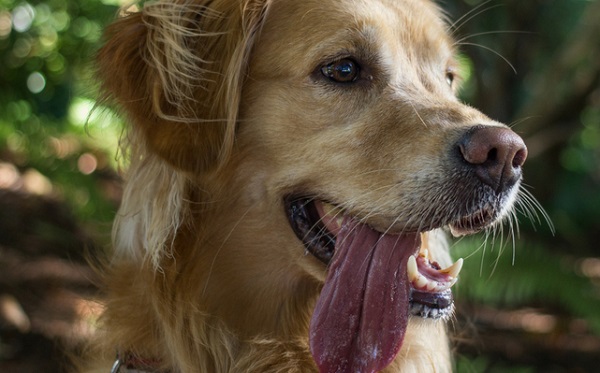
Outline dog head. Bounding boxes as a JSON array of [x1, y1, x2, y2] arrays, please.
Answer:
[[99, 0, 527, 371]]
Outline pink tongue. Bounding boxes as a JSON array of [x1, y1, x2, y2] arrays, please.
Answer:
[[309, 220, 419, 373]]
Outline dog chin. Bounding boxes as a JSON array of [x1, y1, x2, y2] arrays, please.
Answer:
[[448, 183, 521, 237]]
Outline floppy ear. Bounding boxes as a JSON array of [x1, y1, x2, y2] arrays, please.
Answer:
[[98, 1, 270, 172]]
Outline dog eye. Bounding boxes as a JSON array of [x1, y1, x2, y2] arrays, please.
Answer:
[[445, 71, 455, 87], [446, 67, 456, 87], [321, 59, 360, 83]]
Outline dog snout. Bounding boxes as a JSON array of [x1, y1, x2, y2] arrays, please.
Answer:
[[457, 125, 528, 192]]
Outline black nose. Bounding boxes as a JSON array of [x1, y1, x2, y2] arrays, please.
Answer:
[[458, 125, 528, 192]]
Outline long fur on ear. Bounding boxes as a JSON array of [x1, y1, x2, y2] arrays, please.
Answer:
[[99, 0, 270, 171], [98, 0, 271, 266]]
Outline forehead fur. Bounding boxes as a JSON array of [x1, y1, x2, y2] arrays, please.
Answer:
[[251, 0, 454, 78]]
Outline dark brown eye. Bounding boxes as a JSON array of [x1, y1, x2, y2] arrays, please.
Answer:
[[321, 59, 360, 83], [445, 71, 455, 87]]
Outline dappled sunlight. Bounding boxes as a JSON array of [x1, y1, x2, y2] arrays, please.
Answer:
[[486, 308, 558, 334], [22, 168, 53, 195], [579, 257, 600, 288], [0, 295, 31, 333], [0, 162, 21, 190], [77, 153, 98, 175]]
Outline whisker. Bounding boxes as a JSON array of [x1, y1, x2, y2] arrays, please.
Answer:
[[511, 207, 521, 238], [518, 187, 555, 233], [456, 42, 518, 74], [409, 101, 429, 128], [512, 213, 519, 263], [507, 116, 539, 129], [507, 210, 518, 265], [454, 30, 534, 45], [480, 231, 489, 277], [515, 194, 538, 226], [488, 223, 504, 277], [450, 1, 501, 35], [202, 204, 253, 298]]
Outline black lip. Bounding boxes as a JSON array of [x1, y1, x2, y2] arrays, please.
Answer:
[[410, 289, 454, 319], [410, 289, 453, 309], [285, 197, 335, 264]]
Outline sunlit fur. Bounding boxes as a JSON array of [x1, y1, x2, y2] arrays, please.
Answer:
[[80, 0, 533, 372]]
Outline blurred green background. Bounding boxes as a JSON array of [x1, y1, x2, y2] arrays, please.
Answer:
[[0, 0, 599, 372]]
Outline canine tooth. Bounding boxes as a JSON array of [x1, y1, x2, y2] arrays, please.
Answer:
[[419, 248, 429, 259], [441, 258, 464, 278], [407, 255, 418, 281]]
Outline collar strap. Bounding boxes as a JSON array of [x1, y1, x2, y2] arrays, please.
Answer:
[[111, 353, 166, 373]]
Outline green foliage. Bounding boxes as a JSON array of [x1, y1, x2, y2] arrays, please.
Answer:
[[0, 0, 122, 229], [553, 105, 600, 244], [455, 354, 534, 373], [453, 236, 600, 335]]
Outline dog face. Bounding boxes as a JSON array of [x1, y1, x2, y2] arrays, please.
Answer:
[[98, 0, 527, 371], [240, 0, 523, 236]]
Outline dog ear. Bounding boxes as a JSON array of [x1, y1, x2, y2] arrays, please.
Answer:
[[98, 1, 270, 172]]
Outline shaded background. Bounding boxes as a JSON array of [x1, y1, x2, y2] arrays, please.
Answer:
[[1, 0, 599, 372]]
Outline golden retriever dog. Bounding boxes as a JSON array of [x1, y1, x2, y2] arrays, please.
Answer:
[[85, 0, 529, 372]]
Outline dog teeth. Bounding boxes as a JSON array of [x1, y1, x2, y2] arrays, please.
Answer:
[[407, 255, 419, 280], [441, 258, 463, 278], [407, 255, 463, 293]]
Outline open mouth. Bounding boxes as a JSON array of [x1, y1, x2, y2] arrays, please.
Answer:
[[285, 196, 463, 318], [285, 197, 336, 264], [285, 196, 466, 372]]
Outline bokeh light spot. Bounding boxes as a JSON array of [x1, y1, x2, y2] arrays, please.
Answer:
[[0, 162, 22, 190], [12, 3, 35, 33], [78, 153, 98, 175], [0, 11, 12, 38], [22, 168, 53, 196], [26, 71, 46, 93]]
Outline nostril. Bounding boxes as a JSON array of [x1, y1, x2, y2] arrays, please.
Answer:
[[512, 147, 528, 168], [487, 148, 498, 163], [458, 130, 497, 166]]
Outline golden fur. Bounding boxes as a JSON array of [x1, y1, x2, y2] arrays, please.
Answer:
[[82, 0, 526, 372]]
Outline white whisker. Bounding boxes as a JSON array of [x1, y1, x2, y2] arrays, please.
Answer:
[[456, 42, 518, 74], [518, 186, 555, 233], [454, 30, 533, 45], [507, 116, 538, 129], [450, 1, 501, 34]]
